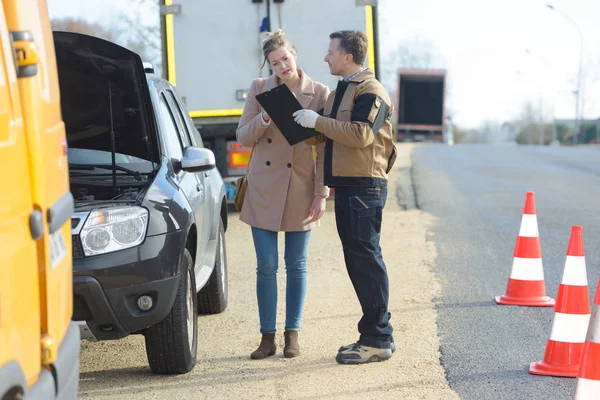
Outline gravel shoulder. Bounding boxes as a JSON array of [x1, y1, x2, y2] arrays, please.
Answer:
[[77, 143, 458, 400]]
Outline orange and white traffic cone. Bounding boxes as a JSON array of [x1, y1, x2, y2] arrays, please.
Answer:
[[495, 192, 555, 306], [529, 226, 590, 377], [574, 277, 600, 399]]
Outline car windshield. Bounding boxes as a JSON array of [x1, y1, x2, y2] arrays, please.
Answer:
[[68, 148, 156, 174]]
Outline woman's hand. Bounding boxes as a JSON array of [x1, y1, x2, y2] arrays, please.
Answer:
[[261, 111, 271, 123], [307, 195, 327, 223]]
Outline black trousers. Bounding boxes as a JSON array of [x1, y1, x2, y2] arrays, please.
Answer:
[[334, 186, 393, 349]]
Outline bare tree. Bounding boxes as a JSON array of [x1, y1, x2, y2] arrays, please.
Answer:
[[51, 18, 120, 43], [515, 100, 554, 145], [51, 0, 162, 74], [114, 0, 162, 72], [579, 58, 600, 122]]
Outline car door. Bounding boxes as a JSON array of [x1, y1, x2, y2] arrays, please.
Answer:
[[5, 0, 73, 367], [157, 92, 206, 266], [0, 6, 43, 388], [164, 90, 212, 268]]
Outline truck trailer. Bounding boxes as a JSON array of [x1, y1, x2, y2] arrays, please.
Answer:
[[394, 68, 446, 143], [159, 0, 380, 201]]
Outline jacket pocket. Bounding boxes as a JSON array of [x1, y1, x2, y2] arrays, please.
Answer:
[[337, 108, 352, 121], [386, 146, 397, 174], [367, 98, 382, 124], [349, 195, 382, 242]]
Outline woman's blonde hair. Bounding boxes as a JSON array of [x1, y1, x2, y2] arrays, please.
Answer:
[[260, 29, 295, 71]]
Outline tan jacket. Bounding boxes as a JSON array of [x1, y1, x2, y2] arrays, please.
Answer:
[[236, 69, 330, 232], [315, 69, 397, 187]]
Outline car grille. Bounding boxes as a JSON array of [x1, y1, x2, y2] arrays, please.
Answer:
[[72, 235, 84, 259]]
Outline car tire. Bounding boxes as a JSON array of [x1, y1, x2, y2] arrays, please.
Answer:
[[198, 217, 228, 314], [144, 248, 197, 374]]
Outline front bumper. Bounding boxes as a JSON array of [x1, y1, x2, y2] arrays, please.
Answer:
[[72, 231, 183, 340], [73, 275, 180, 340]]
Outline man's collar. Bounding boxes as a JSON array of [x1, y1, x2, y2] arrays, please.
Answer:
[[344, 67, 367, 82], [343, 68, 373, 83]]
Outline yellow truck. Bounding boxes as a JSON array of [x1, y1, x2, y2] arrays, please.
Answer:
[[0, 0, 80, 398]]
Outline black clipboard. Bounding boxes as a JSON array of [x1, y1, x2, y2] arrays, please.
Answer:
[[255, 83, 318, 146]]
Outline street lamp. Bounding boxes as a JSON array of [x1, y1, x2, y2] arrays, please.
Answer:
[[546, 3, 583, 144]]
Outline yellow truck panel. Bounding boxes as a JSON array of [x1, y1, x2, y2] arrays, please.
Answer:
[[0, 3, 43, 389], [0, 1, 79, 398], [3, 0, 74, 361]]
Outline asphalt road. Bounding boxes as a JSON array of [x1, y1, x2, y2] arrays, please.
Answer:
[[412, 144, 600, 400]]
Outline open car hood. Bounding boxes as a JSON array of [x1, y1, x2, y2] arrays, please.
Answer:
[[53, 31, 159, 163]]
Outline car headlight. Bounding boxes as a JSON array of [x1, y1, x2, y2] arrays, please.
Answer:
[[80, 207, 148, 256]]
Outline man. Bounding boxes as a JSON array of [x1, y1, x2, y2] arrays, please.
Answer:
[[293, 30, 397, 364]]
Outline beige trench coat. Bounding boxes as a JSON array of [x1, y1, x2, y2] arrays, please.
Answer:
[[236, 69, 330, 232]]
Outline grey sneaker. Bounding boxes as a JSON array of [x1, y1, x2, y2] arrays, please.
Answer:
[[338, 341, 396, 353], [336, 343, 393, 364]]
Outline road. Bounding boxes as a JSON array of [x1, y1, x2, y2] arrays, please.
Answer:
[[76, 144, 458, 400], [412, 144, 600, 399]]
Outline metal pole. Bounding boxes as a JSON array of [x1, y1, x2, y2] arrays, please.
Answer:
[[574, 88, 580, 144], [266, 0, 273, 76], [372, 5, 381, 81], [277, 3, 283, 30], [266, 0, 271, 32], [546, 4, 583, 144], [160, 0, 168, 80], [575, 36, 583, 144]]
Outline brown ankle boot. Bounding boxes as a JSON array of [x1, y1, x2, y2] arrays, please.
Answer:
[[251, 333, 276, 360], [284, 330, 300, 358]]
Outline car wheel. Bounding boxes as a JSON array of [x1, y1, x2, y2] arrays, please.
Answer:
[[144, 248, 197, 374], [198, 217, 228, 314]]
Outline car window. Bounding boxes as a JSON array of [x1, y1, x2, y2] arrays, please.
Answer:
[[159, 94, 184, 160], [169, 89, 204, 147], [164, 91, 193, 148]]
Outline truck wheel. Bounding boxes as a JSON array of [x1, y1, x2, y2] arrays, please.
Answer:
[[198, 217, 228, 314], [144, 248, 197, 374]]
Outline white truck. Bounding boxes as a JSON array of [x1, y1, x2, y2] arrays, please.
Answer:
[[159, 0, 381, 201]]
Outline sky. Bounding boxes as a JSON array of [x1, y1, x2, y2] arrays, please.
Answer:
[[47, 0, 600, 129]]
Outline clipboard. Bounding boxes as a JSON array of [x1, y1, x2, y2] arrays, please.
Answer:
[[255, 83, 318, 146]]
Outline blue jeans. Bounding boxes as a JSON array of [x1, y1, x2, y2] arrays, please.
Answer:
[[334, 186, 394, 349], [251, 227, 311, 333]]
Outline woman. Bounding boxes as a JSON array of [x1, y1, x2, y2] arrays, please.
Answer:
[[236, 29, 330, 359]]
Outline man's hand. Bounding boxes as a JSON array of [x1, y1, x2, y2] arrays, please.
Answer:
[[293, 110, 319, 129], [307, 195, 326, 223]]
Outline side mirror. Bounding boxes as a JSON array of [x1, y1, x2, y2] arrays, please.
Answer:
[[180, 147, 215, 173]]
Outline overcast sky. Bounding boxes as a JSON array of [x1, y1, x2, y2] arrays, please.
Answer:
[[48, 0, 600, 128]]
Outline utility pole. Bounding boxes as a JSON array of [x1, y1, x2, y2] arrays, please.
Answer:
[[356, 0, 380, 80], [546, 4, 583, 144], [266, 0, 271, 32], [372, 3, 380, 80]]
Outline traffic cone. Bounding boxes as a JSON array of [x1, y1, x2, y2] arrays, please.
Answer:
[[495, 192, 555, 306], [529, 226, 590, 377], [574, 277, 600, 398]]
